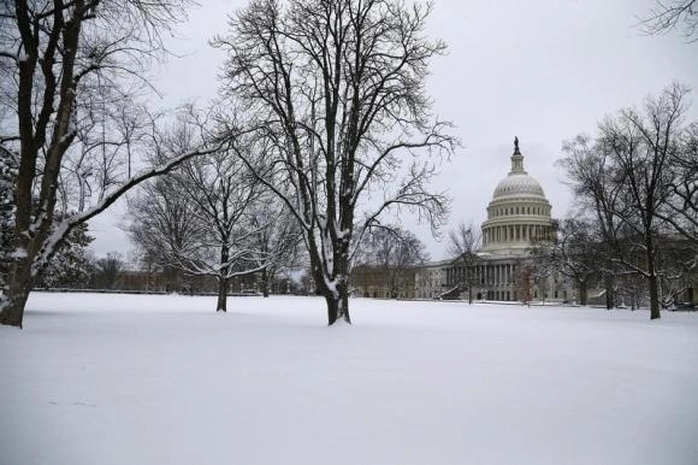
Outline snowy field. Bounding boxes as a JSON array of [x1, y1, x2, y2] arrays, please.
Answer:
[[2, 293, 698, 465]]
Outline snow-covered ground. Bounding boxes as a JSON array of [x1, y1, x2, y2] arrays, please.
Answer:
[[2, 293, 698, 465]]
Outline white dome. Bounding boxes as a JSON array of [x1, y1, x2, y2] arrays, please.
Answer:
[[493, 173, 546, 199], [480, 138, 554, 257]]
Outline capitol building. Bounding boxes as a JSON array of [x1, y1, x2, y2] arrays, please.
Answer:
[[415, 138, 573, 303], [353, 138, 576, 303], [480, 137, 554, 258]]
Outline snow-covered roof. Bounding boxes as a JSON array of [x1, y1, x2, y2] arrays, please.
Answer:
[[493, 173, 546, 200]]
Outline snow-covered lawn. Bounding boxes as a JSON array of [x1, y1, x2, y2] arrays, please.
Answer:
[[2, 293, 698, 465]]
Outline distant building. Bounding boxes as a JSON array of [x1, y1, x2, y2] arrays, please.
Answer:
[[351, 264, 415, 299], [443, 138, 572, 303], [112, 269, 261, 295], [353, 138, 696, 307], [414, 260, 449, 299]]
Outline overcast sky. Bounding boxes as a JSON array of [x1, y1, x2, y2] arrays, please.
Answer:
[[88, 0, 698, 262]]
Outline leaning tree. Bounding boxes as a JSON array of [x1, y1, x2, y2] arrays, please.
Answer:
[[0, 1, 233, 328], [215, 0, 455, 325]]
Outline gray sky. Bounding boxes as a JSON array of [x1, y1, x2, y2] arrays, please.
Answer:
[[88, 0, 698, 262]]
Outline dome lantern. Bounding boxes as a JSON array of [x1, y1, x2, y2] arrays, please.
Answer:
[[510, 136, 526, 175]]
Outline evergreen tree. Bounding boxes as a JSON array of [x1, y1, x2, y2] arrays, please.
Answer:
[[0, 149, 18, 294], [36, 221, 94, 289]]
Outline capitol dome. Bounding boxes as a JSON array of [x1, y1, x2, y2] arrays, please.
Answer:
[[480, 138, 554, 257], [493, 173, 546, 199]]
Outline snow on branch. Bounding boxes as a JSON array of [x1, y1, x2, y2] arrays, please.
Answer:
[[31, 136, 233, 276]]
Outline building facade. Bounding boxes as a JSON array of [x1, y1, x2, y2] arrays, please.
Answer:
[[414, 260, 449, 299], [351, 264, 416, 299]]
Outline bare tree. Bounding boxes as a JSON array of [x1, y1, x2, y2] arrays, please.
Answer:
[[559, 135, 626, 309], [599, 84, 687, 319], [529, 218, 601, 305], [94, 251, 124, 290], [514, 262, 535, 306], [166, 147, 279, 312], [361, 226, 428, 299], [0, 1, 246, 328], [246, 194, 302, 298], [639, 1, 698, 41], [126, 171, 198, 292], [60, 97, 156, 211], [215, 0, 455, 325], [560, 84, 690, 319], [447, 221, 482, 304], [658, 121, 698, 254], [654, 236, 696, 307]]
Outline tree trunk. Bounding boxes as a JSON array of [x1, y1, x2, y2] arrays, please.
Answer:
[[578, 280, 588, 306], [325, 290, 351, 326], [216, 276, 228, 312], [648, 273, 661, 320], [0, 260, 34, 328], [605, 275, 615, 310], [261, 267, 269, 298], [646, 236, 661, 320]]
